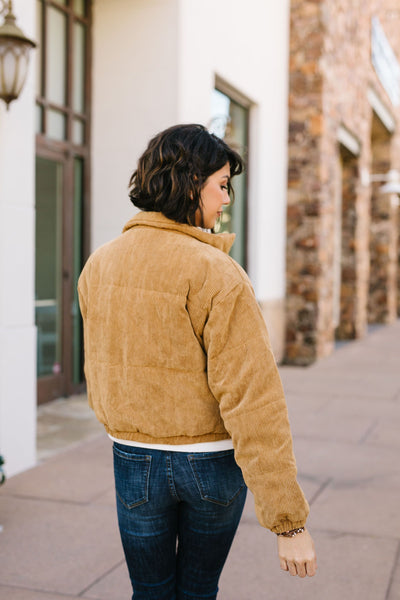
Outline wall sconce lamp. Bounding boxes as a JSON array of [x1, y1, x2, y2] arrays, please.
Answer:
[[361, 168, 400, 206], [0, 0, 36, 109], [369, 169, 400, 193]]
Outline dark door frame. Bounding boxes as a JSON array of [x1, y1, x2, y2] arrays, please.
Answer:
[[35, 0, 91, 404], [36, 141, 90, 404]]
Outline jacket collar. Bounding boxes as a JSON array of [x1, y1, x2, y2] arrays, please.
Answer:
[[122, 211, 236, 255]]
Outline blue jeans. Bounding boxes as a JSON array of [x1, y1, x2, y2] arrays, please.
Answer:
[[113, 443, 247, 600]]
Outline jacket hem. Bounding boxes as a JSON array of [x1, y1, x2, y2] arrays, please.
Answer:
[[104, 427, 231, 445]]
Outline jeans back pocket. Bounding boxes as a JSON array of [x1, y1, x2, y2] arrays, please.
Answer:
[[113, 444, 152, 510], [188, 450, 245, 506]]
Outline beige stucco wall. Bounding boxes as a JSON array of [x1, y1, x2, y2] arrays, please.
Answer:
[[259, 299, 286, 363], [91, 0, 180, 250]]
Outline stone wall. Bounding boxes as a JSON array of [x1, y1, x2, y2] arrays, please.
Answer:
[[368, 114, 398, 323], [286, 0, 400, 364], [285, 0, 324, 365], [336, 147, 360, 340]]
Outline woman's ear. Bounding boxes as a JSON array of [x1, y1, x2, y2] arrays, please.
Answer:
[[189, 176, 198, 200]]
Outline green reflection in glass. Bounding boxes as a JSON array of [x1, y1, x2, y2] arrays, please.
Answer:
[[72, 158, 84, 383], [210, 89, 248, 268], [47, 109, 67, 141], [73, 0, 87, 17], [46, 5, 67, 106], [73, 119, 85, 145], [35, 104, 43, 134], [35, 157, 63, 377], [73, 22, 86, 113]]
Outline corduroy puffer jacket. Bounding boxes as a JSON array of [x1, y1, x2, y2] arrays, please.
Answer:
[[78, 211, 309, 533]]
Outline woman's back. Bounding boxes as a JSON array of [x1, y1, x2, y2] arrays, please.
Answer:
[[78, 211, 242, 443]]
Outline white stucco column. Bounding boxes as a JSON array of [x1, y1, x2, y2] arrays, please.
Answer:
[[0, 0, 37, 476]]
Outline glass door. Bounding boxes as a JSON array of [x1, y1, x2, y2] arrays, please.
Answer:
[[35, 156, 65, 401], [35, 154, 86, 403]]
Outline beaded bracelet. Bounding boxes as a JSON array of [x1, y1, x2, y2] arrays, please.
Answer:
[[276, 527, 305, 538]]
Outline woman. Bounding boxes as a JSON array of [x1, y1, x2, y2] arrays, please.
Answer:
[[78, 124, 317, 600]]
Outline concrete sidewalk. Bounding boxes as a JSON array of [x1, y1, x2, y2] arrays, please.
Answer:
[[1, 321, 400, 600]]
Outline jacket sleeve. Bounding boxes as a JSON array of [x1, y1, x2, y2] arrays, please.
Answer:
[[203, 280, 309, 533]]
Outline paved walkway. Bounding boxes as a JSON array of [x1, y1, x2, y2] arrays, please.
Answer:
[[1, 321, 400, 600]]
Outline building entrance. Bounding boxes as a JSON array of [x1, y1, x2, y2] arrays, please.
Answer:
[[35, 153, 86, 403], [335, 144, 360, 340], [35, 0, 91, 403], [368, 112, 395, 325]]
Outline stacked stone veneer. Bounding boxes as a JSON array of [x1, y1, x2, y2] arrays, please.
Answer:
[[368, 115, 397, 323], [336, 148, 360, 340], [285, 0, 400, 364]]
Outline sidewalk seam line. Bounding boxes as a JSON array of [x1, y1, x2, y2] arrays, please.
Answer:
[[308, 477, 332, 506], [311, 527, 400, 542], [358, 418, 379, 444], [77, 559, 126, 597], [0, 492, 116, 508], [0, 582, 77, 597]]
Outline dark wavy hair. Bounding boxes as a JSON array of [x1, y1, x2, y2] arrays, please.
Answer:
[[128, 124, 244, 225]]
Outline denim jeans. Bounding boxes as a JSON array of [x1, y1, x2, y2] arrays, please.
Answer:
[[113, 443, 247, 600]]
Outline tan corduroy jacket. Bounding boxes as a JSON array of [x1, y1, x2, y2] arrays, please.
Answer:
[[78, 211, 309, 533]]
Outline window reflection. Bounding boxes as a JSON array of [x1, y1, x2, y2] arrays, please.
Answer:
[[210, 88, 249, 268], [46, 5, 67, 106], [35, 158, 63, 377]]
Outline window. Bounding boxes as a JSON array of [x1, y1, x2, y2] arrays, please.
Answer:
[[36, 0, 90, 145], [210, 85, 249, 267]]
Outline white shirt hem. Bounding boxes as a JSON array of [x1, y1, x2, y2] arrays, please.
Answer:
[[108, 435, 234, 453]]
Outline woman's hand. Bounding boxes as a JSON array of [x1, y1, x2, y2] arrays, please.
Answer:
[[277, 528, 317, 577]]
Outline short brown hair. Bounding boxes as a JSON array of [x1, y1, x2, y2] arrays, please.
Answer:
[[128, 124, 244, 225]]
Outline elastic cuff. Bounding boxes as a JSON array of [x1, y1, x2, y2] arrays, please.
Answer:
[[271, 520, 307, 535]]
